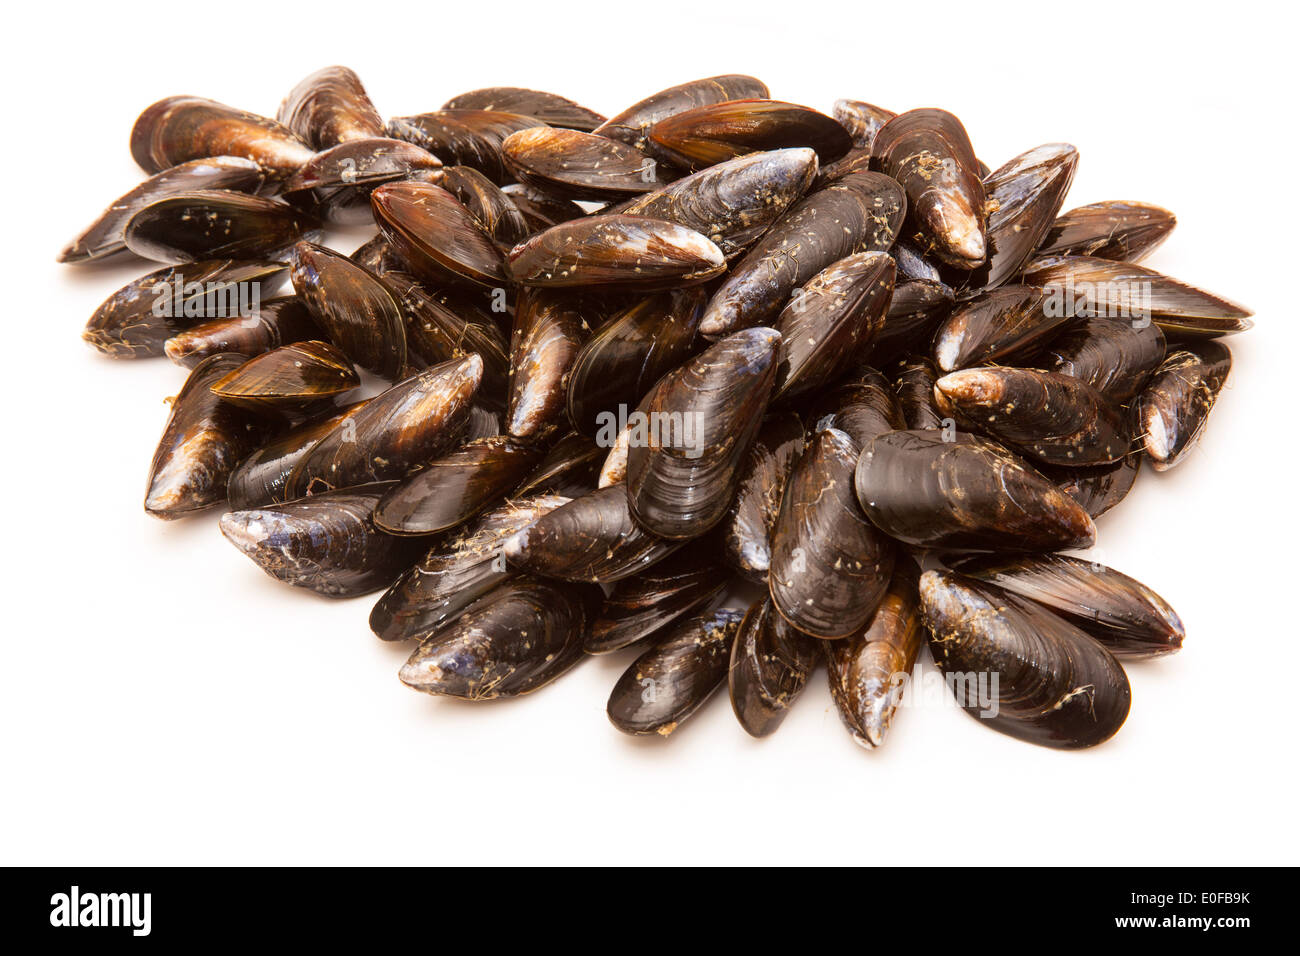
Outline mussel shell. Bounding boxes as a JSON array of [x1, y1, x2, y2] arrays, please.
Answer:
[[439, 165, 531, 250], [503, 484, 681, 583], [59, 157, 265, 264], [615, 148, 817, 260], [947, 553, 1184, 659], [277, 65, 384, 149], [870, 279, 957, 366], [507, 214, 726, 289], [729, 596, 820, 737], [719, 412, 805, 583], [1044, 317, 1167, 404], [772, 251, 896, 401], [144, 353, 267, 518], [381, 269, 509, 405], [566, 288, 706, 435], [130, 95, 315, 181], [627, 327, 780, 539], [400, 575, 600, 699], [373, 436, 544, 535], [825, 555, 924, 749], [291, 240, 408, 378], [282, 138, 443, 224], [934, 367, 1131, 466], [349, 233, 408, 275], [586, 553, 727, 655], [220, 483, 425, 597], [595, 75, 770, 151], [1133, 340, 1232, 471], [502, 127, 661, 200], [597, 424, 630, 488], [123, 190, 319, 264], [371, 180, 508, 288], [506, 288, 593, 440], [442, 87, 605, 131], [370, 494, 570, 642], [932, 285, 1063, 373], [284, 354, 482, 498], [1037, 200, 1176, 262], [806, 366, 904, 454], [892, 357, 945, 429], [1022, 255, 1254, 338], [209, 339, 359, 409], [920, 570, 1131, 749], [385, 109, 544, 184], [647, 99, 852, 171], [831, 99, 896, 150], [698, 171, 906, 336], [164, 295, 318, 368], [84, 259, 289, 359], [950, 143, 1078, 293], [769, 428, 895, 638], [814, 146, 873, 187], [606, 607, 743, 736], [500, 183, 586, 233], [227, 402, 368, 510], [513, 431, 604, 498], [1041, 454, 1141, 519], [854, 430, 1097, 551], [871, 108, 987, 269]]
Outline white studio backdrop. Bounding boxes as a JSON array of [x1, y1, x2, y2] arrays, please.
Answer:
[[1, 0, 1295, 865]]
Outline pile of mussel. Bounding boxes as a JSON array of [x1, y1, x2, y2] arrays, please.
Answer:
[[62, 67, 1253, 750]]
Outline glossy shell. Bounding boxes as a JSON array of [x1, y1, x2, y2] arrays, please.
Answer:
[[399, 576, 601, 699], [948, 553, 1184, 659], [699, 171, 905, 335], [123, 190, 319, 263], [370, 495, 570, 643], [503, 484, 681, 583], [586, 554, 726, 655], [1042, 454, 1141, 519], [769, 428, 894, 638], [933, 285, 1063, 372], [719, 412, 805, 583], [277, 65, 384, 149], [1038, 201, 1176, 262], [502, 127, 661, 200], [595, 75, 770, 151], [163, 295, 318, 368], [854, 430, 1096, 552], [1133, 340, 1232, 471], [209, 339, 359, 409], [220, 483, 426, 597], [920, 570, 1131, 749], [626, 327, 780, 539], [227, 402, 367, 510], [729, 597, 820, 737], [825, 555, 924, 749], [507, 215, 725, 289], [282, 138, 442, 224], [606, 608, 743, 736], [144, 353, 266, 518], [370, 180, 507, 288], [442, 87, 604, 131], [1044, 317, 1167, 404], [385, 109, 543, 184], [647, 99, 851, 171]]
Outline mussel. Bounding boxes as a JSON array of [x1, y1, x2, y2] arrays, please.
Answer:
[[439, 165, 531, 251], [399, 576, 602, 700], [1037, 200, 1177, 262], [123, 190, 319, 263], [277, 66, 385, 149], [769, 428, 894, 638], [163, 295, 318, 368], [932, 285, 1063, 373], [442, 87, 605, 131], [595, 75, 770, 151], [227, 402, 368, 510], [729, 597, 820, 737], [59, 157, 265, 264], [586, 554, 727, 655], [646, 99, 852, 171], [626, 327, 780, 539], [1041, 454, 1141, 519], [934, 367, 1130, 466], [385, 109, 543, 184], [502, 127, 661, 200], [719, 412, 805, 583], [947, 553, 1184, 659], [507, 288, 593, 441], [606, 608, 743, 736], [831, 99, 896, 151], [854, 430, 1097, 552], [920, 570, 1132, 749], [1044, 316, 1167, 405], [370, 180, 508, 289], [513, 431, 604, 498], [282, 138, 442, 224], [144, 353, 267, 518], [824, 555, 924, 749], [221, 483, 427, 597], [209, 340, 360, 412], [1133, 340, 1232, 471], [806, 366, 904, 453]]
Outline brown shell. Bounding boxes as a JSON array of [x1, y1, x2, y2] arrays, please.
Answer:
[[277, 65, 385, 149], [164, 296, 319, 369], [371, 180, 508, 289], [144, 353, 267, 518], [59, 156, 265, 264], [1037, 201, 1176, 262], [508, 288, 594, 440], [586, 554, 727, 655], [385, 109, 544, 184], [699, 171, 906, 336], [209, 340, 359, 409], [719, 412, 806, 583], [729, 597, 820, 737], [227, 402, 368, 510], [769, 428, 895, 639], [1133, 340, 1232, 471], [595, 75, 770, 151], [130, 95, 315, 181], [932, 285, 1062, 373], [439, 165, 531, 250], [442, 87, 605, 131], [507, 215, 726, 290], [123, 190, 320, 263], [502, 127, 661, 201], [831, 99, 896, 150], [281, 138, 442, 224], [647, 99, 852, 171]]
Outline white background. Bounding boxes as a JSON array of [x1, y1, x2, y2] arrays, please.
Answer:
[[2, 0, 1295, 865]]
